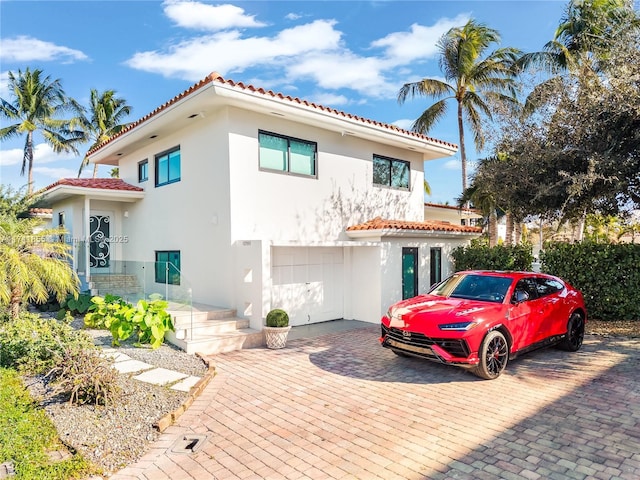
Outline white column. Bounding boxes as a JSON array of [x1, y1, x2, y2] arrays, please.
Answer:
[[84, 196, 91, 279]]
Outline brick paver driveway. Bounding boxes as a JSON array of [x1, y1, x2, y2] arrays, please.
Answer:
[[113, 326, 640, 480]]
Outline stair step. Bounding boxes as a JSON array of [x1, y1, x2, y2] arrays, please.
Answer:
[[172, 318, 250, 335], [166, 329, 264, 355]]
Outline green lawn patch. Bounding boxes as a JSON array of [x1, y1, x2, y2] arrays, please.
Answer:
[[0, 368, 96, 479]]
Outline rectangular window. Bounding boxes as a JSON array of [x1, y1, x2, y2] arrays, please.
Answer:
[[138, 160, 148, 182], [155, 147, 180, 187], [430, 247, 442, 286], [155, 250, 181, 285], [373, 154, 410, 190], [259, 131, 316, 177]]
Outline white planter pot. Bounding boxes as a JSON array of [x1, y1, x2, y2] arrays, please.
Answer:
[[264, 326, 291, 349]]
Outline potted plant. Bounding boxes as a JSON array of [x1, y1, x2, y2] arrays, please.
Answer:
[[264, 308, 291, 349]]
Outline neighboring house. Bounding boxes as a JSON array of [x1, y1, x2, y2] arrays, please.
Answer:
[[424, 202, 483, 227], [39, 72, 481, 349]]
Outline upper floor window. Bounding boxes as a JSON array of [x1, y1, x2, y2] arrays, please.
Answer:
[[373, 154, 410, 190], [138, 159, 148, 183], [155, 147, 180, 187], [259, 131, 317, 177]]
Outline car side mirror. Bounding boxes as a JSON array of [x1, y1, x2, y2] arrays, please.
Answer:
[[512, 289, 530, 304]]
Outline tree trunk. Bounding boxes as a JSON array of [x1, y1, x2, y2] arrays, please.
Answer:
[[457, 101, 467, 193], [26, 131, 34, 195], [514, 221, 522, 244], [10, 286, 22, 320], [575, 209, 587, 241], [93, 163, 99, 178], [505, 213, 514, 246], [489, 209, 498, 247]]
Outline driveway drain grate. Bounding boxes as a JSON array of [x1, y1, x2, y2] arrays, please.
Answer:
[[171, 434, 207, 454]]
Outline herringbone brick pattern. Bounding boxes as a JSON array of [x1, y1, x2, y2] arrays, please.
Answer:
[[112, 327, 640, 480]]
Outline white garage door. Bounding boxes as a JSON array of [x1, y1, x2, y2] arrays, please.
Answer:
[[271, 247, 344, 326]]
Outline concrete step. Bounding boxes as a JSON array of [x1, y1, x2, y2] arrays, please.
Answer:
[[166, 328, 264, 355], [171, 317, 250, 336]]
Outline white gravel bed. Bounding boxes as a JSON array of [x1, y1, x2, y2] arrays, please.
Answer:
[[24, 316, 209, 477]]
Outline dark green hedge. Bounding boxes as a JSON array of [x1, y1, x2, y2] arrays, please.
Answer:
[[452, 243, 534, 272], [540, 242, 640, 321]]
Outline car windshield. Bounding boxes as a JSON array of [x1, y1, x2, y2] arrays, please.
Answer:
[[430, 273, 513, 303]]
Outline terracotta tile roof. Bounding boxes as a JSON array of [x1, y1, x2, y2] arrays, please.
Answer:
[[347, 217, 482, 234], [424, 202, 481, 214], [29, 208, 53, 215], [87, 72, 458, 156], [43, 178, 144, 192]]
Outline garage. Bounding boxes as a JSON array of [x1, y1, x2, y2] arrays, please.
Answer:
[[271, 247, 344, 326]]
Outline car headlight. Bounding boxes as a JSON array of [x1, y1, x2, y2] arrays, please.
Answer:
[[438, 321, 478, 331]]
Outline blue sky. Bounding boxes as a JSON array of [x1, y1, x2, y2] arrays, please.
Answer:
[[0, 0, 568, 204]]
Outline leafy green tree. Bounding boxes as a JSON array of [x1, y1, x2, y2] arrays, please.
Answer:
[[398, 19, 520, 193], [0, 185, 36, 217], [0, 68, 86, 194], [77, 89, 131, 178], [0, 215, 79, 319]]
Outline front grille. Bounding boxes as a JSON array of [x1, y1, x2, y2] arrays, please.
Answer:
[[382, 324, 470, 358]]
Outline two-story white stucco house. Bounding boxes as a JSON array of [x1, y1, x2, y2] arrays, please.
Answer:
[[40, 72, 481, 352]]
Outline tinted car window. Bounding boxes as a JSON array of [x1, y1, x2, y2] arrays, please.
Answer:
[[535, 277, 564, 297], [432, 273, 512, 303], [513, 278, 539, 302]]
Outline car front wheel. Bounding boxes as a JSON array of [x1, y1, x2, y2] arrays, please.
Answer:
[[472, 330, 509, 380], [559, 312, 584, 351]]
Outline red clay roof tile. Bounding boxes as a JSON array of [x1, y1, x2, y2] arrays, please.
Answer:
[[43, 178, 144, 192], [347, 217, 482, 234], [87, 71, 458, 156]]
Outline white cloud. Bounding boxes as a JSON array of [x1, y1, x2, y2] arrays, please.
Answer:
[[0, 71, 10, 99], [392, 119, 415, 130], [309, 92, 350, 107], [443, 159, 460, 170], [0, 36, 88, 63], [163, 1, 266, 31], [0, 144, 77, 167], [126, 19, 342, 81], [124, 4, 470, 101], [371, 14, 470, 66], [33, 166, 78, 179], [285, 13, 302, 21]]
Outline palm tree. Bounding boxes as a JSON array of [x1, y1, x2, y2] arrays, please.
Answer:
[[0, 68, 86, 194], [0, 215, 79, 319], [77, 89, 131, 178], [519, 0, 637, 74], [398, 19, 521, 193]]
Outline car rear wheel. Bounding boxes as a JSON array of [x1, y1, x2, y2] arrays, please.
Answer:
[[472, 330, 509, 380], [559, 312, 584, 351]]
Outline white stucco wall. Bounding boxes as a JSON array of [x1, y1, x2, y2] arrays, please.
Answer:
[[226, 107, 426, 243]]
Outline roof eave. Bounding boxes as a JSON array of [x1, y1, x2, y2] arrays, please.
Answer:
[[346, 228, 482, 239], [40, 185, 145, 205]]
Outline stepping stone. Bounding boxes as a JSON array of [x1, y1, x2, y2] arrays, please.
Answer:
[[100, 350, 131, 362], [133, 368, 187, 386], [170, 375, 202, 392], [113, 359, 154, 374]]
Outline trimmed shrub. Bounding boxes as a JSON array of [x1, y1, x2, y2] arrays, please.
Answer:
[[452, 243, 534, 272], [266, 309, 289, 327], [541, 242, 640, 321]]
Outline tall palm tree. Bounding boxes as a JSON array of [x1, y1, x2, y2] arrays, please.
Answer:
[[398, 19, 521, 193], [0, 215, 79, 319], [77, 89, 131, 178], [0, 68, 86, 194]]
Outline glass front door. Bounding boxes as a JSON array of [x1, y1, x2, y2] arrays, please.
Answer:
[[89, 215, 110, 268], [402, 247, 418, 300]]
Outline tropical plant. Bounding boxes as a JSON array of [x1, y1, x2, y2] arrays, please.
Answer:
[[0, 215, 79, 319], [84, 294, 174, 349], [397, 19, 521, 193], [0, 184, 36, 217], [77, 89, 131, 178], [0, 68, 86, 194]]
